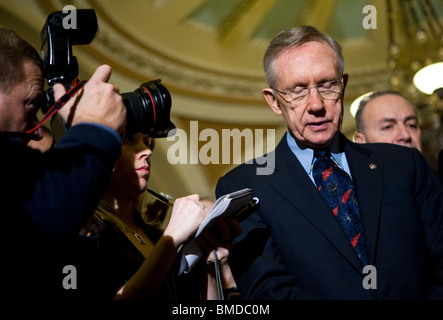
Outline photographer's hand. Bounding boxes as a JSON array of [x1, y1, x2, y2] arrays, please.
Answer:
[[53, 64, 126, 134]]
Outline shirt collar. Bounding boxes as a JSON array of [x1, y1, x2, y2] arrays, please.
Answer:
[[286, 131, 345, 176]]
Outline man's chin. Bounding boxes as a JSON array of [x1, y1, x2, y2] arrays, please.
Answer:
[[303, 132, 337, 149]]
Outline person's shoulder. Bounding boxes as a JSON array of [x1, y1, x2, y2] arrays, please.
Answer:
[[222, 151, 276, 179], [348, 141, 428, 174], [220, 134, 287, 180], [350, 141, 418, 158]]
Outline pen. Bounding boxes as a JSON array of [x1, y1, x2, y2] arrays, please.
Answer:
[[147, 188, 174, 206]]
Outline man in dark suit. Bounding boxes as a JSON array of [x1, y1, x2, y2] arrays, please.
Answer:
[[216, 25, 443, 299]]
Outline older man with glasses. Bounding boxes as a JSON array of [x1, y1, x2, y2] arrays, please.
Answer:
[[216, 25, 443, 300]]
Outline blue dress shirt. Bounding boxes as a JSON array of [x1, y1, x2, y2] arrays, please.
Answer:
[[285, 131, 353, 185]]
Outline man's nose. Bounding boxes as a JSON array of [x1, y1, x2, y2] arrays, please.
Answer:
[[306, 87, 325, 112], [396, 124, 412, 142]]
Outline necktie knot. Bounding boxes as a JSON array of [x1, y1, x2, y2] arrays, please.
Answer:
[[314, 149, 331, 161]]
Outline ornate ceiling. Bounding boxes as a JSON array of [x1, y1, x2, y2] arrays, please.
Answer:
[[1, 0, 442, 200]]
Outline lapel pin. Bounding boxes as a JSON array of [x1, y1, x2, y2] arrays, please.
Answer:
[[369, 163, 377, 170]]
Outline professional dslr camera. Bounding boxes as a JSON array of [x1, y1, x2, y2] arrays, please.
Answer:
[[40, 8, 175, 138]]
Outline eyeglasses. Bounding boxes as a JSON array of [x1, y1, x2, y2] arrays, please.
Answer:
[[272, 78, 344, 105]]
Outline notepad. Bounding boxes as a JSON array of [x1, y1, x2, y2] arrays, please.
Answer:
[[178, 188, 254, 275]]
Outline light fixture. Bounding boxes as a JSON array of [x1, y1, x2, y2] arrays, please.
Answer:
[[413, 62, 443, 95], [386, 0, 443, 92], [350, 92, 373, 118]]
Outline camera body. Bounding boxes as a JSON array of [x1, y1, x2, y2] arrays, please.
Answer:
[[40, 8, 175, 138]]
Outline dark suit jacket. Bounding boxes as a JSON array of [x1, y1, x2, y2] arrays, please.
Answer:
[[439, 149, 443, 184], [0, 124, 121, 299], [216, 133, 443, 299]]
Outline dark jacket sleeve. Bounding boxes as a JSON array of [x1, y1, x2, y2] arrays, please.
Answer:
[[2, 123, 121, 238], [216, 173, 319, 300], [412, 148, 443, 298]]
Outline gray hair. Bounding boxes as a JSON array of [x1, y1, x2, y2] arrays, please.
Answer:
[[263, 25, 344, 89], [355, 90, 418, 132]]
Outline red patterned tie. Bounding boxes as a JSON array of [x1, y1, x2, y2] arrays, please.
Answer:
[[313, 150, 368, 265]]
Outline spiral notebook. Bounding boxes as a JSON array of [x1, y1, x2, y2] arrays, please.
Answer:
[[178, 188, 253, 275]]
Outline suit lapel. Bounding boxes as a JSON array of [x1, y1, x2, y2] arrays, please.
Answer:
[[266, 135, 365, 272], [344, 139, 383, 265]]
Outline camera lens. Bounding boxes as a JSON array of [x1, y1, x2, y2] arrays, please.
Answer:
[[121, 79, 176, 138]]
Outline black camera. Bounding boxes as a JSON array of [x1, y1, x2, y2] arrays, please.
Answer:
[[40, 8, 175, 138]]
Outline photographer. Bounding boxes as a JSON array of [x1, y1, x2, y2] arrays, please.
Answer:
[[0, 27, 126, 297]]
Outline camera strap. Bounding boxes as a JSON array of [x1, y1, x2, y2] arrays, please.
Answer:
[[26, 79, 86, 134]]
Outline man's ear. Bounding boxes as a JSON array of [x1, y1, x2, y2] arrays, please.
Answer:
[[263, 88, 282, 116], [353, 132, 367, 144]]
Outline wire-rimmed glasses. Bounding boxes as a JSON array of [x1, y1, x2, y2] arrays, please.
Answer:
[[273, 78, 344, 105]]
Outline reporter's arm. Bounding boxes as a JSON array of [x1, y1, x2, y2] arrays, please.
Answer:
[[114, 234, 183, 300], [114, 195, 205, 300]]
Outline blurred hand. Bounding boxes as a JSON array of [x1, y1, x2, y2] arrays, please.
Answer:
[[199, 218, 241, 297], [197, 217, 242, 263], [52, 64, 126, 134]]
